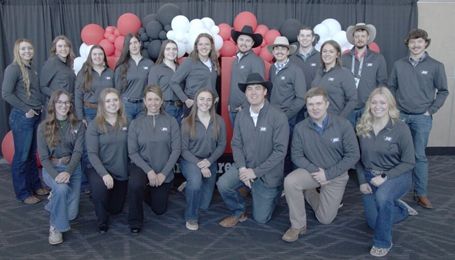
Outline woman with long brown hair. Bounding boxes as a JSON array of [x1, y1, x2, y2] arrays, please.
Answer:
[[1, 39, 47, 204], [169, 33, 220, 116], [85, 88, 129, 233], [37, 90, 85, 245], [180, 88, 226, 231]]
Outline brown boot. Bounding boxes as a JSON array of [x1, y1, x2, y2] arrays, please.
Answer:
[[416, 196, 433, 209], [35, 188, 50, 196], [219, 213, 247, 228], [282, 226, 307, 242], [23, 195, 41, 205]]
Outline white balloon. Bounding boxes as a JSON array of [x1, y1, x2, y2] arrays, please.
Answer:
[[210, 26, 220, 35], [175, 31, 186, 42], [214, 34, 223, 51], [166, 30, 176, 40], [314, 24, 330, 40], [171, 15, 190, 32], [186, 41, 194, 54], [201, 17, 215, 30], [73, 57, 85, 75], [321, 18, 342, 36], [79, 43, 93, 59], [189, 19, 204, 33], [175, 41, 187, 58], [332, 30, 348, 47]]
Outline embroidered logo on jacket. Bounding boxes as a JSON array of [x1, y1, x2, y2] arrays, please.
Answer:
[[311, 63, 317, 67], [144, 66, 149, 70], [421, 70, 428, 75], [260, 127, 267, 132], [161, 127, 168, 132], [367, 63, 373, 67], [106, 76, 111, 80], [328, 77, 335, 81], [331, 137, 340, 143], [122, 127, 127, 131], [281, 76, 286, 80], [240, 65, 245, 69], [384, 136, 392, 142]]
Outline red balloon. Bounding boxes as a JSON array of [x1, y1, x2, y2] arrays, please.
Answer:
[[117, 13, 142, 36], [114, 28, 120, 36], [81, 24, 105, 45], [260, 47, 273, 63], [252, 46, 261, 55], [106, 34, 116, 43], [218, 23, 232, 41], [107, 56, 119, 70], [105, 26, 116, 34], [233, 11, 257, 31], [1, 130, 41, 167], [114, 36, 125, 51], [264, 29, 280, 44], [254, 24, 269, 37], [115, 49, 122, 57], [99, 39, 115, 56], [220, 40, 237, 57], [369, 42, 380, 53]]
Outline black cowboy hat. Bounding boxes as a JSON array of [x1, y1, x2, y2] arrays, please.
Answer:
[[231, 25, 263, 48], [238, 73, 272, 93]]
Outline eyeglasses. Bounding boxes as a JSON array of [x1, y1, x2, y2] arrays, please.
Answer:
[[56, 101, 71, 106]]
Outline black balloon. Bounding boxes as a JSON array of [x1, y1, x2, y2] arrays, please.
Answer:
[[141, 49, 150, 59], [279, 19, 302, 43], [146, 20, 163, 39], [147, 40, 162, 61], [142, 13, 158, 26], [157, 3, 181, 26], [138, 27, 146, 34], [139, 31, 149, 41], [164, 25, 172, 32], [159, 31, 167, 40]]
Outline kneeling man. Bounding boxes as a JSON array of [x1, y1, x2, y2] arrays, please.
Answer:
[[282, 87, 359, 242]]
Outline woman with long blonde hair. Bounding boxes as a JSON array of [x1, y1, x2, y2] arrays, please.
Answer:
[[1, 39, 47, 204], [356, 87, 417, 257]]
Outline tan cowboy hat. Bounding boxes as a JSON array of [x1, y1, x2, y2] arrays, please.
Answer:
[[346, 23, 377, 45], [267, 36, 297, 55], [231, 25, 263, 48]]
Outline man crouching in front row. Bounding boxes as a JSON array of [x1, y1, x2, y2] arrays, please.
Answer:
[[282, 87, 360, 242]]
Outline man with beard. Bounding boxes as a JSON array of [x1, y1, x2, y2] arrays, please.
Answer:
[[342, 23, 388, 127], [228, 26, 265, 125]]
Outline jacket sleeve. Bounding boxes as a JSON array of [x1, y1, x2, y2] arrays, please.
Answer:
[[37, 123, 60, 178], [86, 122, 110, 177], [207, 116, 227, 164], [39, 59, 55, 98], [169, 60, 191, 102], [291, 125, 320, 173], [384, 124, 415, 179], [231, 114, 247, 169], [1, 65, 31, 113], [128, 120, 153, 174], [388, 62, 398, 96], [65, 122, 84, 175], [74, 72, 84, 119], [339, 71, 358, 118], [428, 62, 449, 114], [285, 68, 306, 118], [376, 55, 388, 86], [180, 121, 200, 164], [160, 118, 181, 176]]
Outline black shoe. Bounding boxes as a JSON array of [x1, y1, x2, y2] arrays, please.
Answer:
[[98, 224, 109, 234], [130, 227, 141, 234]]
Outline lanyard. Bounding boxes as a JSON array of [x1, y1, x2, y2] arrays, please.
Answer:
[[351, 54, 364, 77]]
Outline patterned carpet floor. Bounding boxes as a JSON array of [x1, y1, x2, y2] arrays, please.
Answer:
[[0, 156, 454, 259]]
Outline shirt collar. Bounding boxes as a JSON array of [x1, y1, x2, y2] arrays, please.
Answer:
[[409, 52, 427, 66]]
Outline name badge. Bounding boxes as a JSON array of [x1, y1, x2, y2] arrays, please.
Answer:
[[367, 63, 373, 67], [384, 136, 392, 142], [311, 63, 317, 67], [161, 127, 168, 132], [328, 77, 334, 81], [331, 137, 340, 143], [281, 76, 286, 80], [421, 70, 428, 75], [106, 76, 111, 80], [260, 127, 267, 132]]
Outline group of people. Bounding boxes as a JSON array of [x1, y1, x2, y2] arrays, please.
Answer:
[[1, 20, 447, 257]]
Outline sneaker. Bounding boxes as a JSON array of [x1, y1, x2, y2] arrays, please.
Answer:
[[35, 188, 50, 196], [282, 226, 307, 242], [49, 226, 63, 245], [219, 213, 248, 228], [185, 220, 199, 231], [339, 200, 344, 209], [397, 199, 418, 216], [23, 195, 41, 205], [370, 244, 393, 257]]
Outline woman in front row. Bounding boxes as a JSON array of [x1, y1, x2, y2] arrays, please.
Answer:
[[85, 88, 129, 233], [37, 90, 85, 245], [128, 85, 181, 233], [356, 87, 417, 257], [180, 89, 226, 231]]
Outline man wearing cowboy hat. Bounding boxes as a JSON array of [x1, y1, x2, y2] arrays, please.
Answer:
[[268, 36, 307, 126], [389, 28, 448, 209], [282, 87, 359, 242], [342, 22, 388, 126], [228, 25, 265, 125], [217, 73, 289, 227]]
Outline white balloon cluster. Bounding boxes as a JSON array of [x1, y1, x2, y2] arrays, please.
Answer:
[[73, 43, 93, 75], [313, 18, 353, 53], [167, 15, 223, 57]]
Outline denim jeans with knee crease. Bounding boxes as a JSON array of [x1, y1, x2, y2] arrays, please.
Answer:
[[362, 170, 412, 249], [180, 159, 218, 221], [42, 164, 82, 232], [9, 108, 42, 201], [216, 167, 281, 224], [400, 112, 432, 196]]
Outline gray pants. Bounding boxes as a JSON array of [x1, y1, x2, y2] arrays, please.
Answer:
[[284, 168, 349, 229]]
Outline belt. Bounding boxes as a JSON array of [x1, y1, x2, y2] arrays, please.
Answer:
[[50, 156, 71, 166], [123, 97, 143, 103], [164, 100, 183, 107], [84, 101, 97, 109]]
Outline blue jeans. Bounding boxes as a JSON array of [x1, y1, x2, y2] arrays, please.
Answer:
[[180, 159, 218, 221], [163, 101, 183, 124], [42, 164, 82, 232], [348, 108, 364, 129], [362, 170, 412, 248], [216, 167, 281, 224], [400, 113, 432, 196], [9, 108, 42, 200], [123, 98, 143, 123], [83, 107, 97, 122]]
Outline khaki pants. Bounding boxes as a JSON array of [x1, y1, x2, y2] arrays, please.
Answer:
[[284, 168, 349, 229]]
